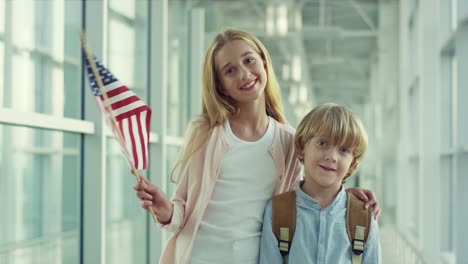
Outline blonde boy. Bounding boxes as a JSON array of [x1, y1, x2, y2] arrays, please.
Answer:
[[259, 103, 381, 263]]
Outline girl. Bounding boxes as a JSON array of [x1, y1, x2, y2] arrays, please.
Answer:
[[134, 28, 379, 264]]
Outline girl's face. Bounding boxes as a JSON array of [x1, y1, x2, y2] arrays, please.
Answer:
[[298, 136, 355, 191], [214, 40, 267, 105]]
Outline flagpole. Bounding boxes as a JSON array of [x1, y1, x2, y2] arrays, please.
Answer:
[[80, 31, 158, 223]]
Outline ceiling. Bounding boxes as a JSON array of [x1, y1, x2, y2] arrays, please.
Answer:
[[191, 0, 380, 112]]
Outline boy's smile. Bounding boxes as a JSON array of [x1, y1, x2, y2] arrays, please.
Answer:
[[319, 164, 337, 172]]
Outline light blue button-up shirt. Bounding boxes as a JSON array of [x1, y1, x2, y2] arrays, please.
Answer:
[[259, 185, 381, 264]]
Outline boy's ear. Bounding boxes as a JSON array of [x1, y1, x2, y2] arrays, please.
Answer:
[[347, 159, 357, 175]]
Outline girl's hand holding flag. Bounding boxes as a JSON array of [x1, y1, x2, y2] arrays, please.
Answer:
[[133, 177, 174, 224]]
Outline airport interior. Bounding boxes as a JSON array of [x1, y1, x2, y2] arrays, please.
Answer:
[[0, 0, 467, 263]]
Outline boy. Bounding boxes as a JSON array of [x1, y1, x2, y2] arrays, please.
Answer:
[[259, 103, 381, 263]]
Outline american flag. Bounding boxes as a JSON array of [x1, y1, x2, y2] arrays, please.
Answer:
[[85, 56, 151, 170]]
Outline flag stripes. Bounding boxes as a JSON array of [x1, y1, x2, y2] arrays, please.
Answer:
[[85, 56, 151, 170]]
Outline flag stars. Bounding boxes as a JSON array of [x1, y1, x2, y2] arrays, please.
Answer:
[[84, 55, 152, 170]]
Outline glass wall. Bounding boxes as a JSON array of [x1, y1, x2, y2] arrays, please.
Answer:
[[3, 0, 82, 117], [168, 0, 190, 137], [106, 139, 147, 264], [405, 1, 420, 239], [0, 126, 81, 264], [439, 53, 457, 258], [0, 0, 83, 263], [105, 0, 149, 263]]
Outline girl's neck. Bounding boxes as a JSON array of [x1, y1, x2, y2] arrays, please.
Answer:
[[301, 181, 342, 209], [228, 101, 270, 142]]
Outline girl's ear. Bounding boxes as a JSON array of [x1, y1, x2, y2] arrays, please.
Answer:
[[296, 151, 304, 161], [217, 82, 229, 97], [220, 88, 229, 97]]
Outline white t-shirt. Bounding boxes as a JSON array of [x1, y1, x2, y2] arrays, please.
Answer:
[[190, 117, 277, 264]]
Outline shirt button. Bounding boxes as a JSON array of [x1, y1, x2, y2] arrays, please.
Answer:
[[320, 240, 324, 244]]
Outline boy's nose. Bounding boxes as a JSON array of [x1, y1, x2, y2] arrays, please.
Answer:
[[324, 149, 337, 162]]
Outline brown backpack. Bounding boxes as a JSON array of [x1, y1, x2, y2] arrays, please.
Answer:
[[272, 190, 372, 264]]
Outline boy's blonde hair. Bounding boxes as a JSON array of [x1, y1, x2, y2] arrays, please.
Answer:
[[170, 28, 286, 182], [294, 103, 368, 182]]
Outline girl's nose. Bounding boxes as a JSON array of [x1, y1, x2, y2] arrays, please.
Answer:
[[239, 66, 251, 80]]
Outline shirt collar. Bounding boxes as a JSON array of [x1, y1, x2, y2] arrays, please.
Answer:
[[296, 181, 346, 212]]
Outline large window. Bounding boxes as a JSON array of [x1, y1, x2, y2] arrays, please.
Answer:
[[105, 0, 149, 263], [0, 0, 4, 102], [0, 126, 81, 264], [439, 0, 461, 260], [0, 0, 83, 263], [106, 139, 147, 264], [451, 0, 457, 31], [406, 4, 420, 238], [166, 145, 182, 197], [439, 54, 457, 256], [2, 0, 82, 118], [168, 0, 190, 137]]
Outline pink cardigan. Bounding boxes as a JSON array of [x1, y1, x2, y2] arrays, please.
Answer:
[[159, 120, 302, 264]]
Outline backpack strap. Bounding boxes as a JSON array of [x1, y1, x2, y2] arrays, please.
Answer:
[[346, 192, 372, 264], [272, 190, 296, 264]]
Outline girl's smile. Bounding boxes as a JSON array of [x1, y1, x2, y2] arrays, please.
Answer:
[[240, 79, 257, 91]]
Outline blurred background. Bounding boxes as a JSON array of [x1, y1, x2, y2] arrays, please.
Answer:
[[0, 0, 467, 263]]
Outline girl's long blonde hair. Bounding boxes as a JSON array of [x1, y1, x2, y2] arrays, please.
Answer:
[[170, 28, 287, 182]]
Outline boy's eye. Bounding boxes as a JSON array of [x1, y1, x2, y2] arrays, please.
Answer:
[[340, 147, 351, 154], [317, 139, 327, 146]]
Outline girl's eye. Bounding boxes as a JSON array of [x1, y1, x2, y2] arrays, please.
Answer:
[[244, 57, 255, 64], [225, 67, 235, 75]]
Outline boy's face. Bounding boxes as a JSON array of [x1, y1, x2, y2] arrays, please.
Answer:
[[298, 136, 355, 190]]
